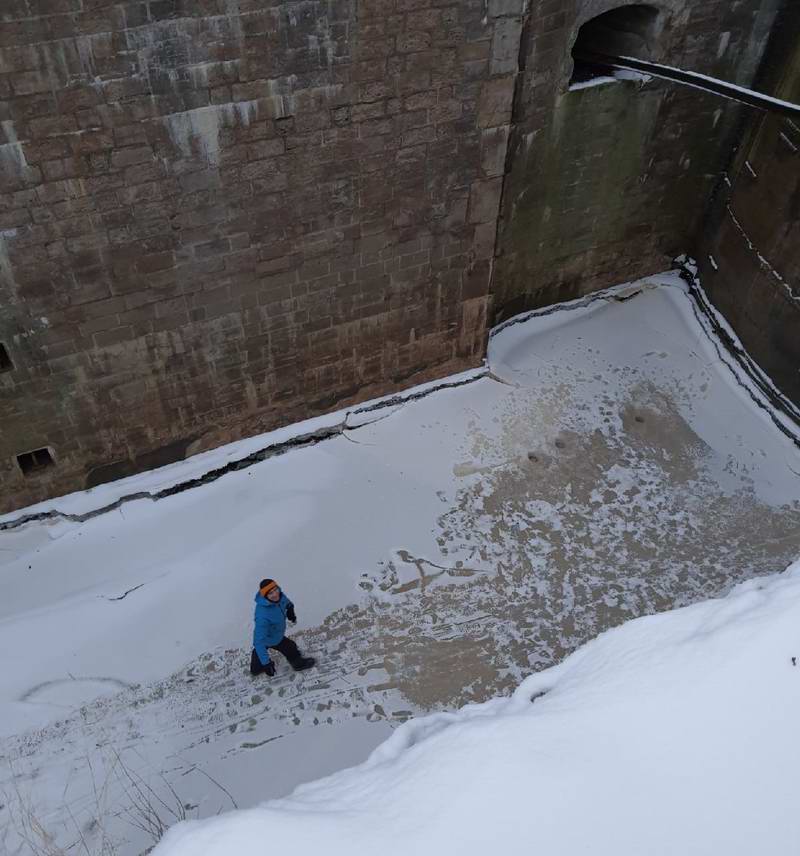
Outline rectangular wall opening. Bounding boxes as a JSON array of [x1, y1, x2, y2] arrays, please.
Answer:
[[0, 343, 13, 372], [17, 448, 55, 475]]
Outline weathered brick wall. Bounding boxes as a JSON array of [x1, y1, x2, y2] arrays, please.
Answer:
[[493, 0, 784, 319], [0, 0, 516, 512], [696, 4, 800, 406]]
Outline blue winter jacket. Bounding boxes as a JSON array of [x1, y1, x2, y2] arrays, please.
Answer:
[[252, 591, 294, 666]]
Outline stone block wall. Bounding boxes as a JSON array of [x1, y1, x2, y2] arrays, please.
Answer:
[[696, 3, 800, 406], [0, 0, 517, 511], [492, 0, 784, 319], [1, 0, 796, 512]]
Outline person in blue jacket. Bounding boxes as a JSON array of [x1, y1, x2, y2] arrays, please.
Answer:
[[250, 578, 315, 676]]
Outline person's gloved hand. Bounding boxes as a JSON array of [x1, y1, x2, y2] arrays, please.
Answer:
[[286, 605, 297, 624], [264, 661, 276, 677]]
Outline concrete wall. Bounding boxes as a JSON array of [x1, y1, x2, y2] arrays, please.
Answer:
[[696, 3, 800, 406], [492, 0, 783, 319], [0, 0, 518, 511]]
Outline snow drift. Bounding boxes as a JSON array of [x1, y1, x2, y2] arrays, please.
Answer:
[[155, 559, 800, 856]]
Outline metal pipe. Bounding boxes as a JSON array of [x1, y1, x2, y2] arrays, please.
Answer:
[[573, 48, 800, 119]]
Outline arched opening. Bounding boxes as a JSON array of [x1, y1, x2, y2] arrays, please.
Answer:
[[570, 5, 661, 87]]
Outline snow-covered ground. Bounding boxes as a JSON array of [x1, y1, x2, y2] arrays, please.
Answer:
[[1, 272, 798, 855], [157, 558, 800, 856]]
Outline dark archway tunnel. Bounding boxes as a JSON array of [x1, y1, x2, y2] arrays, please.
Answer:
[[570, 4, 661, 85]]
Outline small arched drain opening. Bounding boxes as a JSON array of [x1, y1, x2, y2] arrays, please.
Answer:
[[570, 4, 661, 88]]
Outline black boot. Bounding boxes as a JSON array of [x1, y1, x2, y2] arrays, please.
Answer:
[[273, 636, 314, 671], [251, 650, 276, 676]]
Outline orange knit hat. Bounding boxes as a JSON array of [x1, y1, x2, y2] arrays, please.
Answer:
[[259, 579, 280, 598]]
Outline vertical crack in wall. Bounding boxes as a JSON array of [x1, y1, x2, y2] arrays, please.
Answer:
[[488, 2, 531, 323]]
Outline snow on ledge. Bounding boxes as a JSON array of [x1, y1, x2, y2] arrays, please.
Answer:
[[154, 558, 800, 856], [568, 68, 652, 92], [6, 265, 798, 527], [0, 367, 487, 525]]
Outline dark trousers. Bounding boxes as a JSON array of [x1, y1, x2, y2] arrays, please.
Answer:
[[250, 636, 302, 675]]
